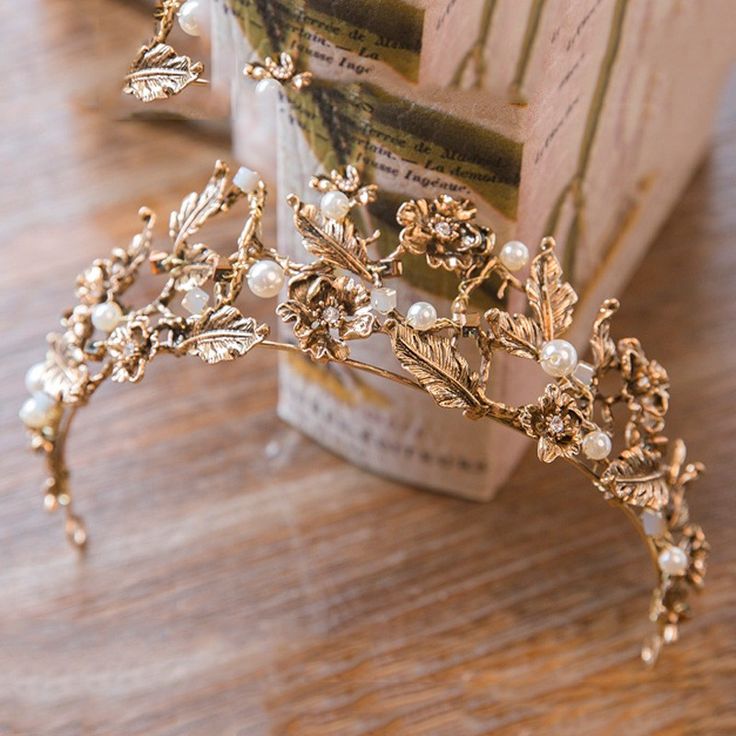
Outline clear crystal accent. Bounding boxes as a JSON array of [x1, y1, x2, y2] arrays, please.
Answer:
[[642, 509, 666, 537], [434, 221, 452, 238], [371, 287, 397, 314], [322, 306, 340, 325], [549, 416, 564, 434], [182, 286, 209, 315], [573, 361, 595, 386]]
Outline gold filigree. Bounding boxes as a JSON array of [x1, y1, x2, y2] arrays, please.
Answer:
[[21, 161, 708, 665]]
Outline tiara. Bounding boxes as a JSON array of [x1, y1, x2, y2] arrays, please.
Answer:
[[20, 161, 707, 665]]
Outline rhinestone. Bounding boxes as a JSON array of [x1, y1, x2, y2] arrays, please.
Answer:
[[322, 306, 340, 325], [434, 221, 452, 238], [574, 361, 595, 386], [371, 287, 397, 314], [549, 415, 565, 434]]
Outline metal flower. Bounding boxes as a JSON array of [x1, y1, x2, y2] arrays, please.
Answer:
[[276, 271, 376, 362], [618, 338, 669, 430], [519, 382, 587, 463], [106, 317, 157, 383], [396, 195, 488, 271]]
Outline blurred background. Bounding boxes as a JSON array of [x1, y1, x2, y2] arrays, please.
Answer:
[[1, 1, 735, 734]]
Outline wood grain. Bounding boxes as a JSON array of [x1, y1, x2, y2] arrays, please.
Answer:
[[1, 3, 734, 734]]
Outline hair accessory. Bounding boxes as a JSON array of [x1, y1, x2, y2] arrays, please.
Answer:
[[20, 162, 707, 664]]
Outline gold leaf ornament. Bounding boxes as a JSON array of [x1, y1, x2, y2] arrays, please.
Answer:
[[485, 309, 542, 360], [289, 197, 373, 280], [601, 447, 670, 509], [386, 320, 485, 418], [124, 43, 204, 103], [178, 306, 269, 364], [169, 162, 229, 251], [525, 238, 578, 340]]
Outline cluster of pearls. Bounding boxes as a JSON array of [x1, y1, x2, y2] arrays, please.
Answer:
[[19, 362, 57, 430], [177, 0, 209, 37]]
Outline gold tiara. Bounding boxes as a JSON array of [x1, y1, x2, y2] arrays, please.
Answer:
[[20, 161, 707, 666]]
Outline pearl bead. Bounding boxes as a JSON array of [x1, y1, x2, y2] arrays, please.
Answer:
[[25, 362, 46, 394], [642, 509, 667, 537], [247, 260, 285, 298], [658, 546, 688, 576], [19, 393, 57, 429], [91, 301, 123, 332], [582, 430, 612, 460], [371, 287, 397, 314], [255, 78, 281, 96], [539, 339, 578, 377], [233, 166, 260, 193], [499, 240, 529, 271], [406, 301, 437, 331], [177, 0, 206, 36], [320, 191, 351, 221], [182, 286, 210, 315]]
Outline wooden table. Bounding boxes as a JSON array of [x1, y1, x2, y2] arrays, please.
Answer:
[[1, 3, 734, 734]]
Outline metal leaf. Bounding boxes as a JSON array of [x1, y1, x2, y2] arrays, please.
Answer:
[[179, 306, 268, 364], [387, 321, 485, 417], [590, 298, 619, 371], [43, 335, 89, 403], [169, 162, 229, 251], [485, 309, 541, 360], [290, 199, 372, 280], [123, 43, 204, 103], [525, 240, 578, 341], [601, 447, 669, 509]]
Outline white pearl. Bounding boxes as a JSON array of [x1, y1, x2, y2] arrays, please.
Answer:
[[499, 240, 529, 271], [539, 339, 578, 377], [247, 260, 285, 298], [255, 78, 281, 96], [25, 362, 47, 394], [233, 166, 260, 192], [19, 393, 57, 429], [406, 301, 437, 331], [582, 430, 612, 460], [91, 301, 123, 332], [658, 546, 689, 576], [320, 191, 351, 221], [371, 287, 397, 314], [182, 286, 210, 315], [642, 509, 667, 537], [177, 0, 206, 36]]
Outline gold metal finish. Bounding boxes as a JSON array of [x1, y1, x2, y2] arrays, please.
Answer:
[[124, 0, 206, 102], [21, 162, 707, 665]]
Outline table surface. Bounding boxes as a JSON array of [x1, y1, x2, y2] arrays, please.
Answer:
[[1, 3, 734, 735]]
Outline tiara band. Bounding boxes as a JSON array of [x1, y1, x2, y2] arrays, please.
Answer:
[[20, 161, 708, 665]]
